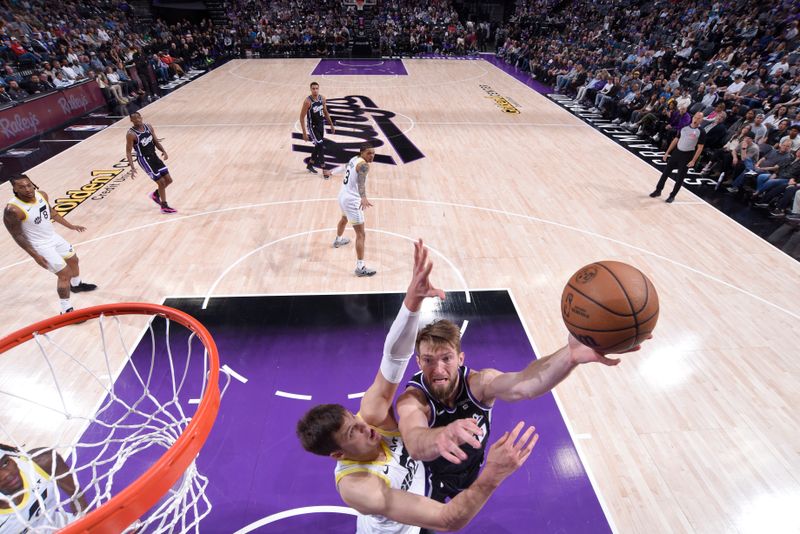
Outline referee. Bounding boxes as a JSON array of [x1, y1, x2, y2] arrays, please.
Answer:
[[650, 111, 706, 203]]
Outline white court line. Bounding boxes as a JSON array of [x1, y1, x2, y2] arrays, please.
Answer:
[[338, 61, 386, 67], [275, 390, 312, 400], [40, 139, 81, 142], [222, 364, 248, 383], [106, 119, 583, 130], [460, 319, 469, 337], [200, 227, 470, 309], [347, 392, 365, 399], [2, 197, 795, 321], [228, 58, 490, 90], [506, 288, 620, 534], [233, 505, 358, 533]]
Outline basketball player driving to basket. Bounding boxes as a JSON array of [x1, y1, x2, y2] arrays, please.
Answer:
[[297, 240, 539, 533], [396, 319, 651, 509]]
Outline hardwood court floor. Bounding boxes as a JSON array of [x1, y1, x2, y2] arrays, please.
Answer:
[[1, 59, 798, 533]]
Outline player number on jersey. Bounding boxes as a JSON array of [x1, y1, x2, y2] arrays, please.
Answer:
[[343, 167, 350, 184]]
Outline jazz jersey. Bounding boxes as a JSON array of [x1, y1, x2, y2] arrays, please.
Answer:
[[0, 455, 73, 533], [340, 156, 365, 198], [6, 191, 55, 246], [335, 426, 424, 534]]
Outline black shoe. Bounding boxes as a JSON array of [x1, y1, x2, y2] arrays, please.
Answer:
[[665, 194, 676, 203], [769, 209, 786, 218], [306, 164, 318, 174], [71, 282, 98, 293], [753, 202, 770, 209], [649, 190, 661, 198]]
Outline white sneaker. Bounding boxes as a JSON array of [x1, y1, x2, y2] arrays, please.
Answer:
[[333, 237, 351, 248], [355, 265, 376, 277]]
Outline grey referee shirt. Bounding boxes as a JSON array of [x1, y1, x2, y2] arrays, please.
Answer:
[[676, 124, 706, 152]]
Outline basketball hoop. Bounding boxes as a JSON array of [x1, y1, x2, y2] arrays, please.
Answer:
[[0, 303, 223, 533]]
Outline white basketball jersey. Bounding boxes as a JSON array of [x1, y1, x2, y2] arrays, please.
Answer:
[[0, 455, 71, 533], [340, 156, 365, 198], [6, 191, 56, 246], [335, 427, 424, 534]]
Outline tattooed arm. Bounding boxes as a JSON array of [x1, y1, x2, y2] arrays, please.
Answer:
[[356, 161, 373, 209]]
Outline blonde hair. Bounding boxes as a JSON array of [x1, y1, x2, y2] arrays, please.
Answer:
[[415, 320, 461, 355]]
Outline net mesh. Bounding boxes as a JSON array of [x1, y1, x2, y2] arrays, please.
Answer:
[[0, 310, 227, 532]]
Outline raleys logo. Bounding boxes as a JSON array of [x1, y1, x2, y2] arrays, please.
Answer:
[[479, 85, 520, 114], [57, 93, 91, 115], [53, 159, 131, 216], [292, 95, 424, 167], [0, 112, 41, 139]]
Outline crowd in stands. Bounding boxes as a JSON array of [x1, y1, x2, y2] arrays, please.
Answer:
[[497, 0, 800, 221], [225, 0, 492, 58], [0, 0, 238, 108]]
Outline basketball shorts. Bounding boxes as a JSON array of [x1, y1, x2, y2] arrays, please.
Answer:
[[137, 153, 169, 181], [308, 121, 325, 145], [33, 233, 75, 273], [427, 460, 482, 503], [338, 194, 364, 225]]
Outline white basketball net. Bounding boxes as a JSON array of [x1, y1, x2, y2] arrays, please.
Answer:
[[0, 312, 229, 532]]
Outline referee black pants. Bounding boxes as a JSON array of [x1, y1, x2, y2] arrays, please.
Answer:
[[655, 149, 694, 197]]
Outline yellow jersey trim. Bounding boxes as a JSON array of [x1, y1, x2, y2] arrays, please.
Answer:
[[335, 467, 391, 488], [0, 457, 32, 514]]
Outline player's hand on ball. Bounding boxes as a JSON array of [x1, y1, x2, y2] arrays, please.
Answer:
[[484, 421, 538, 482], [567, 334, 621, 366], [438, 418, 483, 464], [567, 333, 653, 365]]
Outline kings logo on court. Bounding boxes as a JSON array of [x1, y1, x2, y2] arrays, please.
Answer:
[[291, 95, 425, 166]]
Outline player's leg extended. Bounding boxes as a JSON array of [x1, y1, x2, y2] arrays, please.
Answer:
[[55, 265, 72, 310], [337, 215, 347, 239], [333, 215, 350, 247], [353, 223, 366, 261]]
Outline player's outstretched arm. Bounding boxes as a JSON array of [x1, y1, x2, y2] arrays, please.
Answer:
[[339, 421, 538, 531], [474, 334, 642, 404], [359, 240, 444, 429], [149, 125, 168, 159], [40, 192, 86, 232]]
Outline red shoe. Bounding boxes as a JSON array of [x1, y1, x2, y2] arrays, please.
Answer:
[[149, 191, 161, 205], [161, 205, 178, 214]]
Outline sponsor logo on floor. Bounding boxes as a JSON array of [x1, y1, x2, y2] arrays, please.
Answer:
[[548, 94, 716, 187], [53, 158, 131, 215]]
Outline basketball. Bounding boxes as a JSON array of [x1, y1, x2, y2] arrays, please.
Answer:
[[561, 261, 659, 353]]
